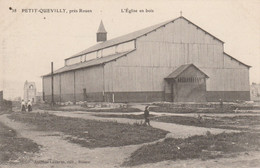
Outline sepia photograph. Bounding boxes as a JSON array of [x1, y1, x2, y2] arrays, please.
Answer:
[[0, 0, 260, 167]]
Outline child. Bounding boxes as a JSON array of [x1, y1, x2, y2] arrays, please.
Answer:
[[144, 106, 150, 126]]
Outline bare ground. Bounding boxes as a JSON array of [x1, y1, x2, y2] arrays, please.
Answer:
[[46, 110, 238, 138], [0, 114, 153, 168], [1, 108, 260, 167]]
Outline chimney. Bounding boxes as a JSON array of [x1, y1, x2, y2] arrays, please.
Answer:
[[96, 20, 107, 42]]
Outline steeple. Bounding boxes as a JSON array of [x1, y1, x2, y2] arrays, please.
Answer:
[[96, 20, 107, 42]]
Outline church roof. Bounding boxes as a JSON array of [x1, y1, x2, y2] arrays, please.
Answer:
[[224, 52, 251, 68], [165, 64, 209, 79], [43, 50, 135, 77], [97, 20, 107, 33], [67, 16, 224, 60]]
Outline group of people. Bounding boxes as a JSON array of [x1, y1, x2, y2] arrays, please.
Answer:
[[21, 99, 33, 112]]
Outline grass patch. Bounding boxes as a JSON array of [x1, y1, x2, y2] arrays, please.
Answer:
[[82, 107, 142, 112], [150, 103, 260, 114], [94, 114, 260, 131], [149, 106, 197, 113], [38, 104, 142, 113], [93, 114, 260, 131], [123, 132, 260, 166], [9, 112, 168, 148], [149, 106, 239, 113], [152, 115, 260, 131], [0, 121, 40, 163]]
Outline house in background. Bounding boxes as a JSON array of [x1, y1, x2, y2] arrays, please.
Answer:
[[42, 16, 251, 103], [251, 83, 260, 101]]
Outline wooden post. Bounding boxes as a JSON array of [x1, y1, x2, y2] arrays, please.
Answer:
[[59, 74, 61, 103], [51, 62, 54, 106], [73, 71, 76, 104]]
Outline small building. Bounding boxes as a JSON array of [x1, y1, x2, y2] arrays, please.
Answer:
[[251, 83, 260, 101], [165, 64, 209, 102], [24, 80, 37, 103], [42, 16, 251, 103]]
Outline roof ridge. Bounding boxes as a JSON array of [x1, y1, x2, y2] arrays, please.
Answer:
[[67, 16, 225, 60], [66, 17, 180, 60]]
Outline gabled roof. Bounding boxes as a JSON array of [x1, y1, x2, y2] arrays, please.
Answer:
[[224, 52, 251, 68], [43, 50, 135, 77], [165, 64, 209, 79], [97, 20, 107, 33], [67, 16, 224, 60]]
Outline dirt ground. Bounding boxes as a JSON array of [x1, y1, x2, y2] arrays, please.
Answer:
[[1, 104, 260, 167], [44, 110, 238, 139], [0, 114, 149, 168]]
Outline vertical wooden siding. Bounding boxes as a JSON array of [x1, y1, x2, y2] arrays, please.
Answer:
[[105, 61, 174, 92], [75, 66, 104, 101], [43, 65, 104, 102], [104, 17, 249, 93], [43, 76, 51, 100]]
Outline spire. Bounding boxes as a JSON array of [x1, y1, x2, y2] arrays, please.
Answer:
[[97, 20, 107, 33], [96, 20, 107, 42]]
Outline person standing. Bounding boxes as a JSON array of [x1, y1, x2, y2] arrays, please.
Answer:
[[219, 99, 223, 112], [21, 100, 26, 112], [27, 100, 32, 112], [144, 105, 150, 126]]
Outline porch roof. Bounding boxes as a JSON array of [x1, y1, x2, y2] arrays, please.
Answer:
[[165, 64, 209, 79]]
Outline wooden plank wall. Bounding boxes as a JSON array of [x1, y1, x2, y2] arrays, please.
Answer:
[[75, 66, 104, 94], [116, 18, 224, 68], [224, 54, 248, 69], [43, 65, 104, 102], [105, 61, 174, 92], [42, 76, 51, 96], [104, 17, 249, 93]]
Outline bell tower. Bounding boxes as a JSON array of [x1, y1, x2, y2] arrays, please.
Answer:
[[96, 20, 107, 42]]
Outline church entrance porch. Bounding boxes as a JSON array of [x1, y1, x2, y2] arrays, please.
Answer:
[[164, 64, 209, 102]]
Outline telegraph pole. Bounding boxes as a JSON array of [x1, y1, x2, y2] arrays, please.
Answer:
[[51, 62, 54, 106]]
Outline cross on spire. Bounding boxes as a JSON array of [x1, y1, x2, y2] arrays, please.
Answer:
[[180, 11, 182, 16]]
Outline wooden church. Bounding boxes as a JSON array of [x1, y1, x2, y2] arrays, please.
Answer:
[[42, 16, 251, 103]]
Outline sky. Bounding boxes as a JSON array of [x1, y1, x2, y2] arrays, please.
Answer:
[[0, 0, 259, 100]]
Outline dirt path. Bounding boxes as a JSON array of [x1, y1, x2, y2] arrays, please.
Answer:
[[47, 111, 237, 138], [44, 110, 260, 168], [1, 110, 259, 168], [0, 114, 156, 168]]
